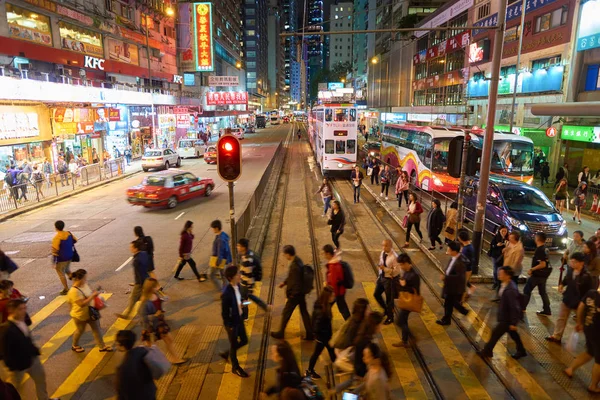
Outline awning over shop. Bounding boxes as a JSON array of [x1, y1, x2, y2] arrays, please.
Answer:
[[531, 102, 600, 117]]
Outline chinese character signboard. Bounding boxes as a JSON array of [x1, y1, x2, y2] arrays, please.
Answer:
[[208, 76, 240, 86], [206, 91, 248, 106], [561, 125, 600, 143], [193, 2, 214, 72], [108, 108, 121, 121], [578, 0, 600, 51]]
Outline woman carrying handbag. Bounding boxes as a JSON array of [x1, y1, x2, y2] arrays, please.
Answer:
[[443, 202, 458, 243], [403, 192, 423, 248], [393, 254, 421, 348], [395, 170, 410, 209], [68, 269, 112, 353]]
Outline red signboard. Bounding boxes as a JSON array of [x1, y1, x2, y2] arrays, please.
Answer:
[[413, 54, 420, 65], [438, 40, 447, 58], [206, 91, 248, 106], [193, 3, 214, 72], [108, 108, 121, 121], [426, 46, 438, 60]]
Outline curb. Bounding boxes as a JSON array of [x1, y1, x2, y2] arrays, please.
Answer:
[[0, 169, 142, 222], [361, 182, 497, 284]]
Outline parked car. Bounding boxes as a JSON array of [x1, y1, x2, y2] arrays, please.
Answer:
[[177, 139, 204, 158], [142, 148, 181, 172], [204, 145, 217, 164], [230, 128, 245, 140], [127, 170, 214, 209], [245, 125, 255, 133], [463, 176, 568, 250]]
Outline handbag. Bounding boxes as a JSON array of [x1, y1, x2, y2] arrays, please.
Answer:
[[333, 347, 355, 373], [408, 213, 420, 224], [402, 215, 408, 229], [72, 248, 80, 263], [366, 167, 373, 176], [394, 288, 423, 313], [445, 226, 455, 235], [75, 287, 100, 320], [209, 256, 226, 269]]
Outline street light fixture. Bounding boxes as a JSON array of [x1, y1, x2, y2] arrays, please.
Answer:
[[371, 56, 379, 65], [341, 78, 345, 83], [166, 7, 174, 16], [236, 61, 242, 69]]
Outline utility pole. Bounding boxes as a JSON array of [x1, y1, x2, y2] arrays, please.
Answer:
[[228, 181, 237, 264], [472, 0, 508, 275], [508, 1, 527, 133], [457, 132, 471, 228]]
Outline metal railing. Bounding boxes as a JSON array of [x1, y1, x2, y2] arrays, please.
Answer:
[[0, 158, 126, 213]]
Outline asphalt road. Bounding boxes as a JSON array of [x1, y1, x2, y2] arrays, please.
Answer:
[[0, 124, 290, 399]]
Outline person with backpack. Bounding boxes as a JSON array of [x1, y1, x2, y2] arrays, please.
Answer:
[[57, 156, 70, 186], [322, 244, 350, 320], [16, 166, 28, 202], [51, 220, 77, 295], [3, 164, 18, 201], [546, 252, 594, 344], [219, 266, 250, 378], [379, 165, 391, 200], [201, 220, 232, 288], [115, 330, 157, 399], [477, 267, 527, 360], [32, 165, 45, 200], [237, 238, 270, 320], [271, 245, 314, 340], [306, 286, 337, 380], [134, 226, 163, 294]]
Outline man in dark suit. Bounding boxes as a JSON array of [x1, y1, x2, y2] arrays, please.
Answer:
[[478, 267, 527, 359], [0, 299, 56, 399], [437, 241, 469, 325], [219, 265, 250, 378], [115, 330, 156, 399], [271, 245, 314, 340]]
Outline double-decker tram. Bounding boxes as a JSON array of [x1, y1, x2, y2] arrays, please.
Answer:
[[308, 104, 358, 176]]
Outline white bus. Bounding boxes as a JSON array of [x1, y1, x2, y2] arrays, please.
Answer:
[[381, 124, 534, 193], [309, 104, 358, 175], [270, 111, 280, 125]]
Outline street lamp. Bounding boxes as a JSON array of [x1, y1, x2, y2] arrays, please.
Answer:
[[166, 7, 174, 16], [371, 56, 379, 65], [236, 61, 242, 69], [341, 78, 345, 83]]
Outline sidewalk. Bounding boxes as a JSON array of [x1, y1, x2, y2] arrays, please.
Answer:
[[0, 159, 141, 221]]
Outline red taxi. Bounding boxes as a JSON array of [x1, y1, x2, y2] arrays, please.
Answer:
[[204, 145, 217, 164], [127, 170, 214, 209]]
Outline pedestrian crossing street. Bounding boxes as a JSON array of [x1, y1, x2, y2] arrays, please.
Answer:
[[13, 278, 572, 399]]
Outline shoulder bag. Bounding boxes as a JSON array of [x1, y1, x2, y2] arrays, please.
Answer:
[[395, 288, 423, 313], [75, 287, 100, 321]]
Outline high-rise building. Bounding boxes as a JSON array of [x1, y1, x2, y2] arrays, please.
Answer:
[[352, 0, 369, 94], [307, 0, 324, 102], [268, 2, 285, 108], [282, 0, 299, 104], [329, 2, 353, 70], [244, 0, 269, 111]]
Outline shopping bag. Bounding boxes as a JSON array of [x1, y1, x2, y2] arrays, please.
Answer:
[[333, 346, 355, 373], [395, 289, 424, 313], [367, 167, 373, 176], [566, 331, 580, 353], [93, 295, 107, 311], [402, 215, 408, 229], [209, 256, 226, 269]]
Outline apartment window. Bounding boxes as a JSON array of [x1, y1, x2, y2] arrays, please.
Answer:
[[428, 57, 445, 76], [247, 51, 256, 57], [477, 3, 491, 21], [217, 28, 222, 37], [245, 0, 254, 3], [448, 13, 468, 37], [445, 85, 463, 105], [246, 40, 256, 47], [532, 55, 561, 71], [414, 90, 426, 106], [246, 19, 255, 26], [247, 61, 256, 68], [247, 72, 256, 79], [446, 52, 463, 72], [414, 63, 427, 80], [504, 25, 521, 42], [500, 65, 517, 76], [246, 8, 255, 15], [247, 82, 257, 88], [534, 6, 568, 33], [246, 30, 255, 36]]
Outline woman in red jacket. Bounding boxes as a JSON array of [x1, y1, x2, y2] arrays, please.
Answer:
[[323, 244, 350, 320], [404, 192, 423, 248], [174, 220, 202, 281]]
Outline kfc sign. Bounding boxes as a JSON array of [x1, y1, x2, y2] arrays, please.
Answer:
[[206, 91, 248, 106], [84, 56, 105, 70], [173, 75, 183, 84]]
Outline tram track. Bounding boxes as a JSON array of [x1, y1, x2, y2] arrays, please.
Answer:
[[331, 178, 518, 399]]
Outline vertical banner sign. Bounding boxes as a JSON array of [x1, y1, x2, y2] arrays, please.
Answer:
[[193, 2, 214, 72]]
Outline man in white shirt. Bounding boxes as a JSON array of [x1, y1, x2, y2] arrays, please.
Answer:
[[373, 239, 401, 325]]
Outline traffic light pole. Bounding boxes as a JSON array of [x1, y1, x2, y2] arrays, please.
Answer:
[[229, 181, 237, 264], [472, 0, 508, 275], [457, 133, 470, 229]]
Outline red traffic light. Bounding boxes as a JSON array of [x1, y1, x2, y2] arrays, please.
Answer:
[[217, 135, 242, 182]]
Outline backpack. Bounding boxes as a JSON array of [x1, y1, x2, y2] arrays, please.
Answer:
[[58, 163, 68, 173], [340, 261, 354, 289], [302, 264, 315, 295], [143, 346, 170, 379], [299, 376, 325, 400], [253, 253, 263, 282], [4, 172, 13, 186], [33, 171, 44, 182]]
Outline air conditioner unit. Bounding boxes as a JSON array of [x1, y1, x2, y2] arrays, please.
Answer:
[[18, 63, 31, 71]]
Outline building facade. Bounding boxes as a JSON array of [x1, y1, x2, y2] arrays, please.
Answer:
[[329, 2, 353, 70], [267, 1, 285, 109], [307, 0, 324, 104], [244, 0, 269, 111], [282, 0, 299, 105]]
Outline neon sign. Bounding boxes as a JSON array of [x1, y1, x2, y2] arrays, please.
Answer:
[[193, 3, 214, 72]]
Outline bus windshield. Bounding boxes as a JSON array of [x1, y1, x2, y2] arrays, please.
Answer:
[[491, 141, 533, 174]]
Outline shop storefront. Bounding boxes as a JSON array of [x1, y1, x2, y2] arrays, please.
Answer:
[[52, 107, 104, 163], [490, 125, 557, 161], [130, 106, 156, 156], [104, 106, 130, 157], [158, 114, 176, 149], [561, 125, 600, 184], [0, 105, 52, 167]]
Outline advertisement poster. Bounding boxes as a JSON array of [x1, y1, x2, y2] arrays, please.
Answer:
[[208, 76, 240, 86], [107, 38, 139, 65], [0, 113, 40, 139], [108, 108, 121, 122], [206, 91, 248, 106], [6, 4, 53, 47]]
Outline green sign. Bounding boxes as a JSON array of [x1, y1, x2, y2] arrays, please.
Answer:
[[561, 125, 598, 143]]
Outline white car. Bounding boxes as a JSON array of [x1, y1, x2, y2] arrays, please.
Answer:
[[230, 128, 245, 140], [142, 148, 181, 172]]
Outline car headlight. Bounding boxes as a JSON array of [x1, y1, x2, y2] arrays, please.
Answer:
[[370, 151, 375, 156], [433, 177, 443, 186], [562, 238, 568, 244], [508, 216, 527, 231], [558, 220, 567, 235], [526, 178, 533, 185], [338, 163, 343, 168]]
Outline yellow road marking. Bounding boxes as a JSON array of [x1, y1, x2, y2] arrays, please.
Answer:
[[363, 282, 428, 399], [216, 283, 263, 398], [52, 302, 141, 399], [30, 296, 68, 331], [463, 307, 552, 400], [420, 302, 492, 400]]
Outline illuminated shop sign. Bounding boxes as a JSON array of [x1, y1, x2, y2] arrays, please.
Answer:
[[561, 125, 600, 143], [578, 0, 600, 51], [206, 91, 248, 106], [193, 2, 214, 72], [84, 56, 105, 70], [0, 113, 40, 139]]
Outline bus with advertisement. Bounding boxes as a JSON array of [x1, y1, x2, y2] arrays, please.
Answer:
[[380, 124, 534, 194], [309, 104, 358, 176]]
